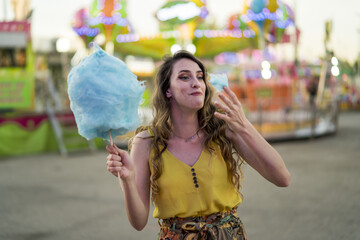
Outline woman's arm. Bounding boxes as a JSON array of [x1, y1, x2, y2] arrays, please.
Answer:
[[106, 131, 151, 230], [214, 87, 291, 187]]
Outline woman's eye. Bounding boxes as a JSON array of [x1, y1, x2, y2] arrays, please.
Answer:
[[197, 76, 204, 80], [179, 76, 189, 80]]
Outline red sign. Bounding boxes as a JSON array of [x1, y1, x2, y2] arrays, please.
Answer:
[[0, 21, 31, 39]]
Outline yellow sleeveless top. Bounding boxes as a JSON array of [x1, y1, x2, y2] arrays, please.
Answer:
[[149, 141, 242, 219]]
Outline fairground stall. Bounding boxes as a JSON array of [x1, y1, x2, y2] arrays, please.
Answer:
[[0, 17, 100, 157]]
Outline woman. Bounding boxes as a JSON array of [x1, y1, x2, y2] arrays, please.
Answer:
[[106, 51, 291, 239]]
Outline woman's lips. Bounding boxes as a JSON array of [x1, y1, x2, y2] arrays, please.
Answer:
[[190, 92, 202, 96]]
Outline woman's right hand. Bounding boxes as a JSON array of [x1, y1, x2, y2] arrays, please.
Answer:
[[106, 144, 134, 182]]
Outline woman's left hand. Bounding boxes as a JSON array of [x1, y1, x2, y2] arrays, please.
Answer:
[[214, 86, 249, 140], [214, 87, 291, 187]]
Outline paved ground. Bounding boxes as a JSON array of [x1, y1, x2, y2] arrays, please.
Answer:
[[0, 112, 359, 240]]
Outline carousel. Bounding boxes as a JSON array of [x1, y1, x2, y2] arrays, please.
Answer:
[[0, 0, 340, 157], [71, 0, 338, 141]]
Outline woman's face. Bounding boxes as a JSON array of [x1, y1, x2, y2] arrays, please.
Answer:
[[166, 58, 206, 112]]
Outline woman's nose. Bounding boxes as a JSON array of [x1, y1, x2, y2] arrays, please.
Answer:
[[191, 78, 200, 88]]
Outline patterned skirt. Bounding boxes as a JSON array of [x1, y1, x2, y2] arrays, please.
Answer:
[[158, 207, 247, 240]]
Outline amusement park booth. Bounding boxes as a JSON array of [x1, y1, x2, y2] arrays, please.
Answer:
[[0, 20, 99, 157]]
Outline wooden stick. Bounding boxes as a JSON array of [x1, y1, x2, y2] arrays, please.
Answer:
[[108, 130, 123, 192], [109, 130, 113, 145]]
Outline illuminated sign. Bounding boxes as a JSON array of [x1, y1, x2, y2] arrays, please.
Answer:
[[157, 2, 201, 22]]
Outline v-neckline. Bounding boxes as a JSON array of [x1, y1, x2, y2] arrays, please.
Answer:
[[165, 145, 205, 168]]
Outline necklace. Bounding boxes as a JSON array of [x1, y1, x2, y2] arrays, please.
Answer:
[[172, 130, 200, 143]]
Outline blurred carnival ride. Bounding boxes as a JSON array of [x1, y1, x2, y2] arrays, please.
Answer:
[[69, 0, 339, 142], [1, 0, 350, 157]]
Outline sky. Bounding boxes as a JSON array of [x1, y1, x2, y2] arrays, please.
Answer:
[[1, 0, 360, 63]]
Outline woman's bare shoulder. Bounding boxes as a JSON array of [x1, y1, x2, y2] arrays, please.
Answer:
[[134, 130, 152, 140], [132, 130, 152, 152]]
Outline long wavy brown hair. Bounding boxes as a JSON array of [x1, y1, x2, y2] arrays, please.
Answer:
[[132, 50, 244, 203]]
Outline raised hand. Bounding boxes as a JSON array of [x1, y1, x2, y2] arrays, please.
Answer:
[[213, 86, 249, 140]]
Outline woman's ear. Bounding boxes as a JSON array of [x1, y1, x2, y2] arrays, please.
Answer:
[[166, 89, 172, 98]]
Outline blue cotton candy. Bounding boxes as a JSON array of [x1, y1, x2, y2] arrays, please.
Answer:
[[209, 73, 229, 92], [67, 43, 145, 140]]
